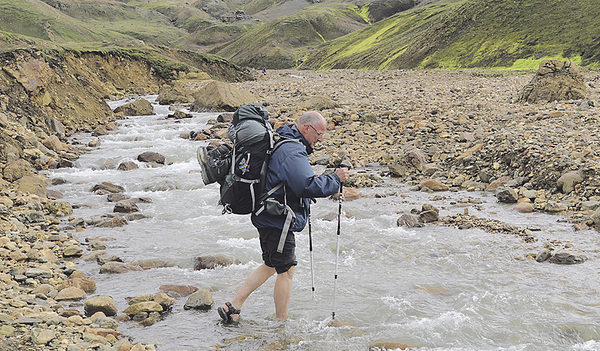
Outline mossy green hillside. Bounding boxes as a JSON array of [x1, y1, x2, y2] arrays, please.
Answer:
[[301, 1, 461, 69], [412, 0, 600, 69], [0, 0, 187, 46], [305, 0, 600, 70], [212, 3, 369, 68]]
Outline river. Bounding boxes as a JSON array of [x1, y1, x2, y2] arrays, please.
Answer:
[[44, 96, 600, 351]]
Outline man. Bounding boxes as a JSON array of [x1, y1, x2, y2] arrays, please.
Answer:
[[218, 111, 349, 323]]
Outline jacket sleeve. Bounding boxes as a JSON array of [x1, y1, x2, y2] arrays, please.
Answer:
[[277, 145, 341, 198]]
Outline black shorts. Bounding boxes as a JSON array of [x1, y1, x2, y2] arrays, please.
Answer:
[[258, 227, 297, 274]]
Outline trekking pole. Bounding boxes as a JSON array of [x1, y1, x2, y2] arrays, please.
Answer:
[[332, 163, 350, 321], [308, 206, 315, 298]]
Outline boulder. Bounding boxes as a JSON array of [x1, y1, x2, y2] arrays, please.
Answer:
[[3, 159, 33, 182], [190, 80, 258, 112], [194, 256, 237, 270], [157, 88, 194, 105], [298, 96, 339, 111], [419, 179, 449, 192], [183, 289, 214, 310], [117, 161, 138, 171], [58, 278, 96, 294], [397, 213, 423, 228], [123, 301, 164, 316], [84, 296, 118, 316], [114, 99, 154, 116], [549, 250, 586, 264], [495, 187, 518, 203], [137, 151, 165, 164], [91, 182, 125, 194], [556, 171, 583, 194], [159, 284, 199, 298], [514, 202, 534, 213], [55, 286, 86, 301], [99, 262, 142, 274], [42, 135, 64, 153], [519, 60, 586, 103], [15, 175, 47, 198], [113, 200, 139, 213]]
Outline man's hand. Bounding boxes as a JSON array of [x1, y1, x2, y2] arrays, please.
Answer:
[[335, 167, 350, 182]]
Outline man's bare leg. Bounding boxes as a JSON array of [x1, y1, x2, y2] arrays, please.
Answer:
[[225, 263, 276, 321], [274, 265, 296, 320]]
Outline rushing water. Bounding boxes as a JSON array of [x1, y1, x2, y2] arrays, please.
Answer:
[[45, 96, 600, 351]]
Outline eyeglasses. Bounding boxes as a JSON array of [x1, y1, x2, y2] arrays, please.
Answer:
[[308, 124, 324, 138]]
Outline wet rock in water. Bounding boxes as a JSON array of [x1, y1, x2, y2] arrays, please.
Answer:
[[194, 256, 238, 270], [419, 179, 449, 192], [107, 193, 129, 202], [167, 110, 193, 119], [519, 60, 586, 103], [514, 202, 534, 213], [117, 161, 138, 171], [536, 249, 552, 262], [96, 216, 128, 228], [159, 284, 199, 298], [495, 187, 518, 203], [114, 98, 154, 116], [91, 182, 125, 194], [113, 200, 139, 213], [397, 213, 423, 228], [137, 151, 165, 164], [99, 262, 143, 274], [549, 249, 586, 264], [545, 201, 568, 213], [183, 289, 214, 310], [84, 296, 118, 316], [420, 210, 439, 223], [137, 259, 175, 270], [124, 301, 164, 316]]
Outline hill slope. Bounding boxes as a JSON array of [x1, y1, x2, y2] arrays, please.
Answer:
[[302, 0, 600, 70]]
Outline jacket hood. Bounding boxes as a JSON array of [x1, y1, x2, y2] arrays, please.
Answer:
[[276, 124, 313, 154]]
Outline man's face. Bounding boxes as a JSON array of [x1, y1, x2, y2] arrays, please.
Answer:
[[305, 123, 326, 147]]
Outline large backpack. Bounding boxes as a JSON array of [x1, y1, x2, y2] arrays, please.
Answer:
[[214, 104, 299, 215]]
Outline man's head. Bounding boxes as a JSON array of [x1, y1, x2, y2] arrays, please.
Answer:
[[298, 111, 327, 148]]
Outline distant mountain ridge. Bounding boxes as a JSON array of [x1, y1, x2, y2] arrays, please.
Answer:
[[0, 0, 598, 70]]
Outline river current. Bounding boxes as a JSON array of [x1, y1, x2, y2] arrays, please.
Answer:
[[44, 96, 600, 351]]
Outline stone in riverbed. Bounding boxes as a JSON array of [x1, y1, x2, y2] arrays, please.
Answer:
[[495, 187, 518, 203], [99, 262, 142, 274], [124, 301, 164, 316], [55, 286, 86, 301], [193, 256, 238, 270], [183, 289, 214, 310], [549, 249, 586, 264], [159, 284, 198, 298], [137, 151, 165, 165], [556, 171, 583, 194], [397, 213, 423, 228], [113, 200, 139, 213], [84, 296, 118, 316], [419, 179, 449, 192]]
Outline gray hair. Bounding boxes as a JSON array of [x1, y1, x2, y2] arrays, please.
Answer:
[[298, 111, 323, 125]]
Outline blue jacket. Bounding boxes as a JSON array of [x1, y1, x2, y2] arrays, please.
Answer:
[[251, 124, 341, 232]]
